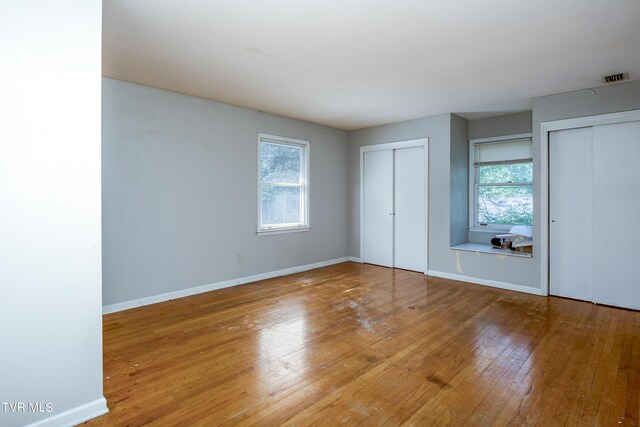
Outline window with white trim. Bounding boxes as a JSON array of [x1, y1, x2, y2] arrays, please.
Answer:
[[258, 134, 310, 233], [470, 136, 533, 230]]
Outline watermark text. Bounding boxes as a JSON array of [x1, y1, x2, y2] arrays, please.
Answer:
[[1, 402, 53, 413]]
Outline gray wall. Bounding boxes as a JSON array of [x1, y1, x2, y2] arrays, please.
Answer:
[[0, 1, 105, 425], [450, 114, 469, 246], [530, 80, 640, 293], [103, 76, 640, 306], [468, 111, 532, 140], [102, 78, 349, 306], [348, 113, 535, 289]]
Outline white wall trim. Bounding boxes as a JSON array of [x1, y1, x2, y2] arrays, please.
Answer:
[[540, 109, 640, 296], [103, 257, 351, 314], [359, 138, 429, 272], [427, 270, 544, 296], [469, 132, 532, 145], [359, 138, 429, 153], [348, 256, 363, 263], [25, 397, 108, 427]]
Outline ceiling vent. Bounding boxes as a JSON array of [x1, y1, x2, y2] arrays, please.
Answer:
[[601, 72, 629, 84]]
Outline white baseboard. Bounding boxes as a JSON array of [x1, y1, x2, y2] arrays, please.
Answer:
[[426, 270, 544, 296], [25, 397, 108, 427], [348, 256, 362, 263], [103, 257, 352, 314]]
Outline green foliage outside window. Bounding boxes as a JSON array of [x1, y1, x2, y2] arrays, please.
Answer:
[[477, 162, 533, 226]]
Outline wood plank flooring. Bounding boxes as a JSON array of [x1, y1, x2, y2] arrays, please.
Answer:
[[87, 262, 640, 426]]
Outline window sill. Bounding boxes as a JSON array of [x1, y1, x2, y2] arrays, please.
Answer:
[[257, 226, 311, 236], [468, 226, 513, 234], [450, 243, 533, 258]]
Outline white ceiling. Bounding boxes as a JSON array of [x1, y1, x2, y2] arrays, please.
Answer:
[[103, 0, 640, 130]]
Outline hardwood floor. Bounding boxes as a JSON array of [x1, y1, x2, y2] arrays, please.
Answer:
[[87, 262, 640, 426]]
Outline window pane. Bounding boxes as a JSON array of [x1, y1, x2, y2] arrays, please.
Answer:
[[261, 185, 302, 226], [479, 162, 532, 184], [477, 185, 532, 225], [260, 142, 302, 184]]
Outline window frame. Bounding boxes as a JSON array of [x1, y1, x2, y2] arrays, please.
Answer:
[[468, 133, 533, 232], [257, 133, 310, 235]]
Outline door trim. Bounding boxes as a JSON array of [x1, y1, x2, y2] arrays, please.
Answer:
[[360, 138, 429, 273], [540, 109, 640, 296]]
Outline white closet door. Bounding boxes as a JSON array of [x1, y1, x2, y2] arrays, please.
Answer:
[[363, 150, 394, 267], [549, 127, 593, 301], [592, 121, 640, 310], [394, 147, 425, 272]]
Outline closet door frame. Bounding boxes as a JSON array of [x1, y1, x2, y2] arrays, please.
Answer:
[[540, 109, 640, 296], [359, 138, 429, 273]]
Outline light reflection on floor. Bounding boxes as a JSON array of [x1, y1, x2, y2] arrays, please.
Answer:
[[258, 302, 308, 393]]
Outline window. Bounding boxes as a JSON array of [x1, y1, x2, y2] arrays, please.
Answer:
[[258, 133, 310, 234], [470, 136, 533, 230]]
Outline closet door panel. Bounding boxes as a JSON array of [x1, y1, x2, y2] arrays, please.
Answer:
[[394, 147, 425, 272], [549, 127, 593, 301], [362, 150, 394, 267], [592, 121, 640, 310]]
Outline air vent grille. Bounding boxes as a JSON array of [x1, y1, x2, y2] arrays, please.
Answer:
[[601, 72, 629, 84]]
